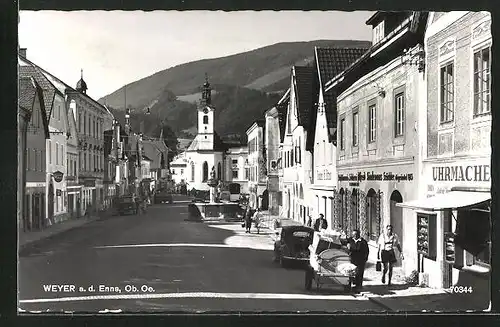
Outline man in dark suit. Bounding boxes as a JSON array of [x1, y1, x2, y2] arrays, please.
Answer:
[[313, 213, 328, 232], [347, 229, 369, 291]]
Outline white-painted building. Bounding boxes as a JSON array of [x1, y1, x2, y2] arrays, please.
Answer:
[[308, 46, 369, 229], [281, 66, 316, 225], [246, 120, 267, 209], [183, 77, 249, 194], [398, 11, 491, 296]]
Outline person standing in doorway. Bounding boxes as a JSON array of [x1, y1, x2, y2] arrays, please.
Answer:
[[313, 213, 328, 232], [347, 229, 369, 291], [307, 215, 313, 228], [377, 224, 404, 286]]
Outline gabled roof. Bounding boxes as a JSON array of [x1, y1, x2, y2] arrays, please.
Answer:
[[325, 12, 428, 93], [315, 47, 371, 90], [293, 66, 316, 127], [19, 77, 37, 112], [19, 76, 50, 138], [278, 98, 289, 143], [19, 63, 57, 120]]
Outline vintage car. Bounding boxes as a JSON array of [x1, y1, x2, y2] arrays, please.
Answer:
[[154, 189, 173, 204], [116, 195, 138, 215], [273, 225, 314, 267], [304, 232, 356, 293]]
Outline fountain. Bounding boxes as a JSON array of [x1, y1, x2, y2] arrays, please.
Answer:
[[187, 166, 242, 222]]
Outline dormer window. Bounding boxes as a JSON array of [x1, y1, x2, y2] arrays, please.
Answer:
[[373, 21, 385, 44]]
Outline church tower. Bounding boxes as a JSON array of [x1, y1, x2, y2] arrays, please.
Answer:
[[197, 74, 215, 150]]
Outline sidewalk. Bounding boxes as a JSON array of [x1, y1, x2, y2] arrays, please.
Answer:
[[257, 212, 481, 311], [19, 209, 115, 250]]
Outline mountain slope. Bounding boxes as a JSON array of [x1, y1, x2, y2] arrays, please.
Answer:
[[99, 39, 371, 110]]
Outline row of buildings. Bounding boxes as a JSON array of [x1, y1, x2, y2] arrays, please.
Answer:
[[235, 11, 491, 291], [17, 52, 170, 235]]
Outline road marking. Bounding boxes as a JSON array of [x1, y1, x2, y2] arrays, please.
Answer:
[[94, 243, 237, 249], [19, 292, 365, 303]]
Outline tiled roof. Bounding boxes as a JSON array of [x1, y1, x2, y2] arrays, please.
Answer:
[[19, 65, 56, 120], [315, 47, 370, 89], [293, 66, 316, 127], [18, 77, 36, 111]]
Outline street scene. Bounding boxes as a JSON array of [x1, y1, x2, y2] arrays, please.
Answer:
[[18, 10, 492, 313]]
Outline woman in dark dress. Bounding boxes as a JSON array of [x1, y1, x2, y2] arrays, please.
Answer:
[[244, 207, 253, 233]]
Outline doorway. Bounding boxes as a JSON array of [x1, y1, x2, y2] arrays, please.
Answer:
[[390, 190, 404, 265], [261, 189, 269, 210]]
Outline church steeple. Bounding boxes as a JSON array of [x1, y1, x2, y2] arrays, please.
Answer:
[[201, 73, 212, 106], [76, 69, 88, 94]]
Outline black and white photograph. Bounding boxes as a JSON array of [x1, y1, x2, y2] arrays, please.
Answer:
[[16, 9, 492, 313]]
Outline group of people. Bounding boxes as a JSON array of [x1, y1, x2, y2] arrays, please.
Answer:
[[346, 224, 403, 291], [243, 206, 263, 234], [308, 213, 403, 291]]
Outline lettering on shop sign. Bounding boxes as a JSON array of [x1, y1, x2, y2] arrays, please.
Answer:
[[432, 164, 490, 182], [338, 172, 414, 182]]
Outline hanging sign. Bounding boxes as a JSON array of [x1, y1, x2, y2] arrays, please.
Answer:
[[52, 171, 64, 183]]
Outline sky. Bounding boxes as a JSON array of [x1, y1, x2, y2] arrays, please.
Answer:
[[19, 11, 373, 100]]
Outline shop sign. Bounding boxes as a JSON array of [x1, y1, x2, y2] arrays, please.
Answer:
[[338, 171, 414, 182], [52, 171, 64, 182], [432, 164, 490, 182]]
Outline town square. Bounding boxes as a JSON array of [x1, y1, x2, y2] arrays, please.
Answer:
[[16, 10, 492, 313]]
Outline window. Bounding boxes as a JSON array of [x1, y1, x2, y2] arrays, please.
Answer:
[[232, 159, 238, 164], [245, 168, 249, 179], [55, 143, 59, 165], [191, 163, 195, 182], [83, 114, 86, 134], [79, 113, 82, 133], [340, 118, 345, 150], [368, 104, 377, 143], [203, 115, 209, 125], [322, 141, 326, 166], [48, 141, 52, 164], [473, 47, 491, 116], [352, 111, 358, 147], [373, 21, 385, 44], [180, 169, 184, 175], [202, 162, 208, 182], [232, 170, 239, 179], [440, 63, 454, 123], [395, 92, 405, 136]]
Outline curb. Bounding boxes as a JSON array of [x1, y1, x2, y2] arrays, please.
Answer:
[[365, 295, 396, 311], [19, 211, 114, 251]]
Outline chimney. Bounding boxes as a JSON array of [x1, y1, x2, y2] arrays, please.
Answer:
[[19, 48, 27, 58]]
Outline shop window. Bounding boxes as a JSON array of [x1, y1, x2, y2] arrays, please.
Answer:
[[473, 47, 491, 116], [351, 189, 359, 230], [440, 63, 454, 123], [417, 213, 437, 260], [455, 204, 491, 266]]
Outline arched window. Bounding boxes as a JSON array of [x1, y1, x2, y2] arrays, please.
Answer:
[[190, 162, 195, 182], [203, 115, 209, 124], [217, 162, 222, 180], [202, 161, 208, 182]]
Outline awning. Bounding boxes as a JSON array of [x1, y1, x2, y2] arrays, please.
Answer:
[[396, 191, 490, 211]]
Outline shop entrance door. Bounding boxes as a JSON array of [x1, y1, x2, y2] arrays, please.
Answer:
[[390, 190, 403, 267]]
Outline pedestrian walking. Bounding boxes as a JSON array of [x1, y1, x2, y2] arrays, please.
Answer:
[[244, 206, 253, 233], [253, 208, 262, 234], [377, 224, 404, 286], [313, 213, 328, 232], [347, 229, 369, 291], [307, 215, 312, 228]]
